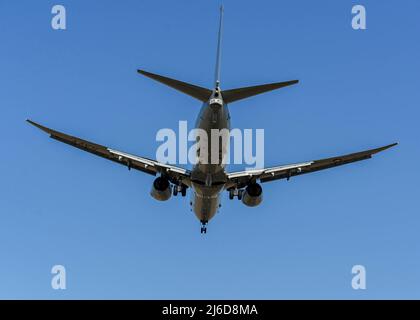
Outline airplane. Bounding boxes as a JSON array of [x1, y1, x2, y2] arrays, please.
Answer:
[[27, 6, 397, 234]]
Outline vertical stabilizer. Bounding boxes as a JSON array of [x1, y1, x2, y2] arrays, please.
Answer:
[[214, 5, 224, 89]]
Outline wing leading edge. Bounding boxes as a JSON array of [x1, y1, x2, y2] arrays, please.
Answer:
[[26, 119, 191, 186], [226, 143, 398, 189]]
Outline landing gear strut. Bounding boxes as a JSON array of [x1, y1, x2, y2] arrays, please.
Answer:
[[200, 220, 208, 234]]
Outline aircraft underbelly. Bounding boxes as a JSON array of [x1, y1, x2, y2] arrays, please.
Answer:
[[192, 190, 220, 222], [194, 103, 230, 174], [190, 102, 230, 222]]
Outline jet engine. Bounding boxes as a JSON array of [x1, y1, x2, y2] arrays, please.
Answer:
[[241, 183, 263, 207], [150, 177, 171, 201]]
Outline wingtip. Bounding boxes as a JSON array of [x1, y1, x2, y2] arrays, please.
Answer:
[[387, 142, 399, 149], [137, 69, 154, 78], [284, 79, 299, 86], [26, 119, 52, 134], [26, 119, 38, 126], [375, 142, 398, 154]]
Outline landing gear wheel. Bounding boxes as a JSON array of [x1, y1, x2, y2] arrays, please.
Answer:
[[229, 190, 234, 200], [200, 220, 208, 234], [173, 187, 178, 196], [181, 187, 187, 197], [238, 190, 243, 201]]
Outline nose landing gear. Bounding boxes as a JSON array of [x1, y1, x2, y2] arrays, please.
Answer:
[[200, 220, 208, 234]]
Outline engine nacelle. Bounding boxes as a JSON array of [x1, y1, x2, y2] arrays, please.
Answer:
[[241, 183, 263, 207], [150, 177, 171, 201]]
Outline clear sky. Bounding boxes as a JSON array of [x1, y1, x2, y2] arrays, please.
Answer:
[[0, 0, 419, 299]]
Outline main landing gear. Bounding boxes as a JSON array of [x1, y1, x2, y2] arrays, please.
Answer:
[[228, 189, 243, 200], [173, 184, 187, 197], [200, 220, 208, 234]]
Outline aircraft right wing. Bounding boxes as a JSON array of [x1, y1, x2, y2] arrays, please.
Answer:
[[226, 143, 398, 189], [26, 120, 191, 187]]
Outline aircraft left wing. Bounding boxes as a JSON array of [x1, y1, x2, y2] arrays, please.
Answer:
[[226, 143, 397, 189], [26, 120, 191, 186]]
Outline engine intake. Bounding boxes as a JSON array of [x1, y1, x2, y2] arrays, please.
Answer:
[[241, 183, 263, 207], [150, 177, 171, 201]]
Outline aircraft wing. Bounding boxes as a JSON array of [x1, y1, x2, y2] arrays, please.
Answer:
[[226, 143, 398, 189], [26, 120, 191, 186]]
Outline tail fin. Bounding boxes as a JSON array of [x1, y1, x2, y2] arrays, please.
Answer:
[[137, 69, 212, 102], [214, 5, 224, 88], [221, 80, 299, 104]]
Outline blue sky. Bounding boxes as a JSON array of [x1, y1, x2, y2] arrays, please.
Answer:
[[0, 0, 419, 299]]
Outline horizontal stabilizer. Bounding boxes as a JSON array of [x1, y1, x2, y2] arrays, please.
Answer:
[[222, 80, 299, 104], [137, 69, 212, 102]]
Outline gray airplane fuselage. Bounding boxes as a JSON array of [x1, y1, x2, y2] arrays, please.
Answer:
[[190, 92, 230, 223]]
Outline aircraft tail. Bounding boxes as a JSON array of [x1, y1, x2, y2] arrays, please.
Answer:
[[212, 6, 299, 103], [137, 69, 212, 102], [138, 6, 298, 104], [221, 80, 299, 104]]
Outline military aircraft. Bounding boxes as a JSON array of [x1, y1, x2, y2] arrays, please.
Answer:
[[27, 7, 397, 233]]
